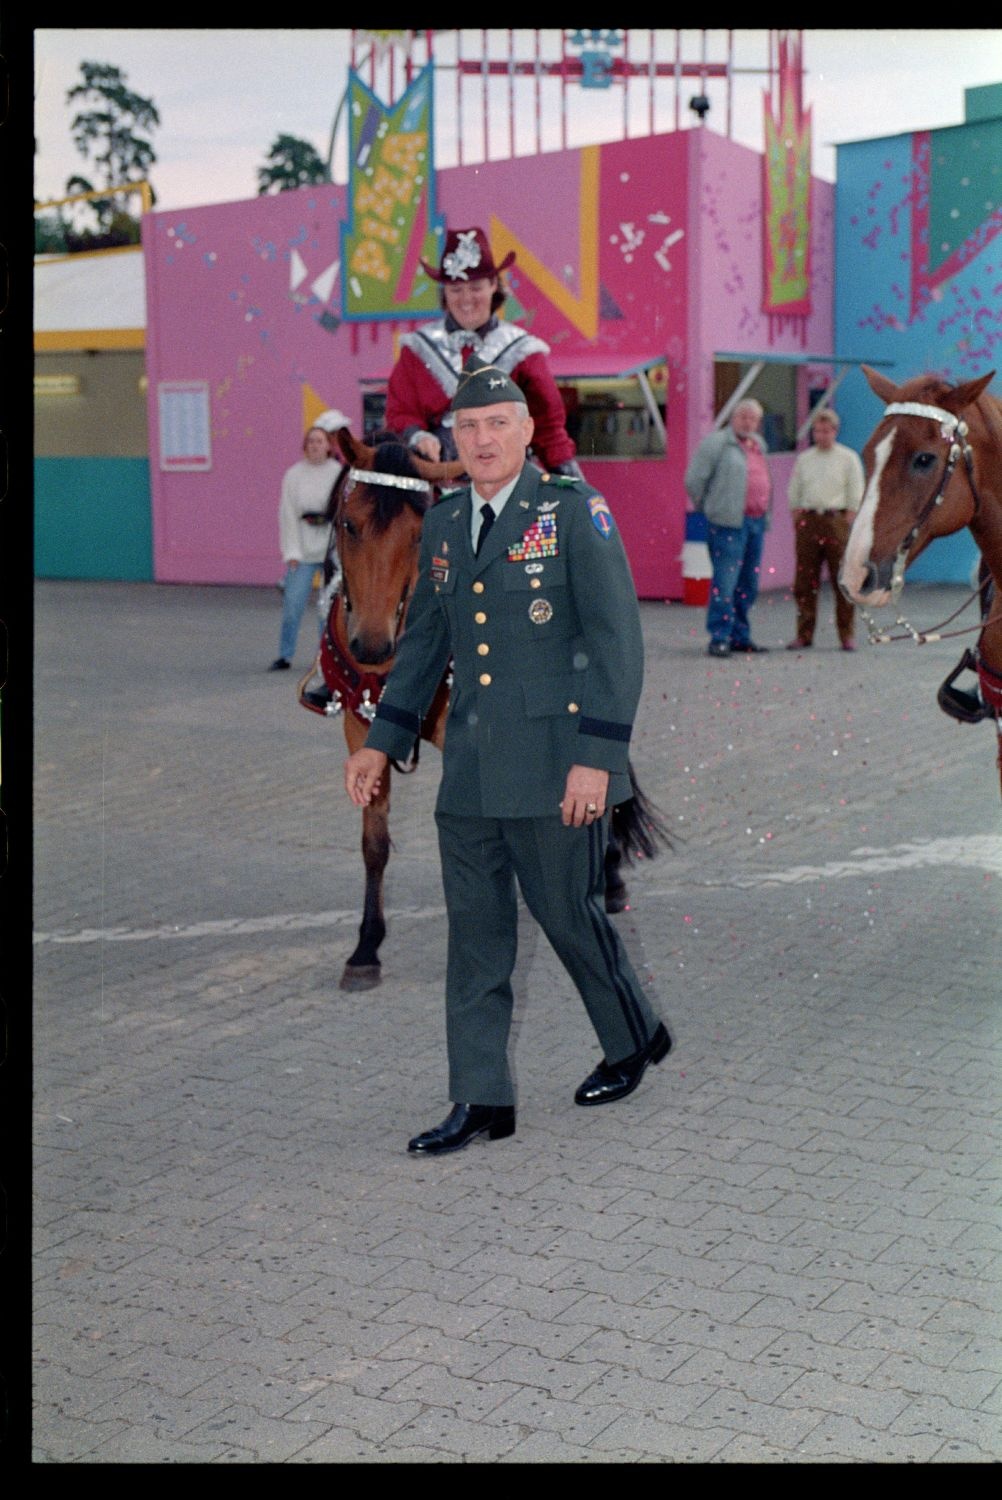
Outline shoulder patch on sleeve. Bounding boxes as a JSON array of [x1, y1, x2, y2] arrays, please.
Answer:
[[587, 494, 615, 538]]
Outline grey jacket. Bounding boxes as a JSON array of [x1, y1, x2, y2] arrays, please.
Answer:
[[684, 425, 772, 529]]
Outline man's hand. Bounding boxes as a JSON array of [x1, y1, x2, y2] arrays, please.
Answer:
[[345, 748, 389, 806], [560, 765, 610, 827]]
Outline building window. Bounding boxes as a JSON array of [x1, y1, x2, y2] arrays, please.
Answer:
[[713, 359, 797, 452], [554, 367, 666, 460]]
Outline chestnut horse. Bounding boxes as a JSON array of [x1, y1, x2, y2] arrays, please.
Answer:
[[840, 365, 1002, 794], [301, 429, 669, 990]]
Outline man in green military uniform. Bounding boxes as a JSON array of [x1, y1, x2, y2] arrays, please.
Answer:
[[345, 355, 670, 1154]]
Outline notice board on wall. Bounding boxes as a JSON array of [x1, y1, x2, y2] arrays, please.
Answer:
[[158, 380, 212, 472]]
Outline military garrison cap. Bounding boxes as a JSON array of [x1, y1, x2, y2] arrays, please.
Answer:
[[450, 352, 528, 412]]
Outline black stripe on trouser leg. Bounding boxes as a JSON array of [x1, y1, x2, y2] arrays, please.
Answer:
[[584, 817, 648, 1056], [436, 813, 518, 1107], [507, 815, 651, 1062]]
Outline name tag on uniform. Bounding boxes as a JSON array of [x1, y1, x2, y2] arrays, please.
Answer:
[[430, 555, 449, 583]]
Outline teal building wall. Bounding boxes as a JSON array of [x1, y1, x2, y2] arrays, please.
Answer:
[[34, 458, 153, 580]]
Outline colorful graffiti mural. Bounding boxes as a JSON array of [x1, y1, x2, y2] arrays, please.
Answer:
[[340, 65, 445, 319], [834, 107, 1002, 581], [762, 31, 812, 334], [143, 127, 832, 595]]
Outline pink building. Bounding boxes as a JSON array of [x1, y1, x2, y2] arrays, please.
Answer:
[[143, 128, 833, 598]]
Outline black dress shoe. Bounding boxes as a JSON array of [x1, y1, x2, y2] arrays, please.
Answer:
[[707, 641, 731, 657], [269, 657, 291, 671], [730, 641, 769, 653], [407, 1103, 516, 1155], [574, 1022, 672, 1106]]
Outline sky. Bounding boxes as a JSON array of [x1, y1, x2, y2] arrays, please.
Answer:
[[32, 28, 1002, 215]]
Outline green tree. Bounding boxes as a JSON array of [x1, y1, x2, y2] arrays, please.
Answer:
[[65, 60, 159, 207], [34, 209, 72, 255], [257, 134, 329, 195]]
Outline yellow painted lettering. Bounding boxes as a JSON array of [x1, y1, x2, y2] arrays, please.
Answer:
[[362, 216, 401, 246], [350, 239, 391, 283], [382, 131, 425, 177]]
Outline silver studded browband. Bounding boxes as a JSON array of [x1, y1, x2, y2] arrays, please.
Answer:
[[883, 401, 964, 433], [347, 468, 431, 492]]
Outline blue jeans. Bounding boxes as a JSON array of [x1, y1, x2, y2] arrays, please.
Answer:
[[706, 516, 766, 646], [278, 561, 323, 662]]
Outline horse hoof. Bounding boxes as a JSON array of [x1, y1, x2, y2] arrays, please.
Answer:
[[605, 889, 628, 915], [340, 964, 382, 991]]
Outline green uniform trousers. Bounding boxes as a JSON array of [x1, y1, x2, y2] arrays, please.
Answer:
[[436, 810, 662, 1106]]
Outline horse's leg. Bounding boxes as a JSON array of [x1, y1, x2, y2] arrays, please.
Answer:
[[341, 795, 390, 989], [341, 715, 389, 991]]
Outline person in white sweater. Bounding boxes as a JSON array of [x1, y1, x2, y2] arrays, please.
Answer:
[[270, 427, 340, 670], [786, 409, 865, 652]]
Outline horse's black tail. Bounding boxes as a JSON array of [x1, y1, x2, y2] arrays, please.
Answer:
[[611, 761, 674, 864]]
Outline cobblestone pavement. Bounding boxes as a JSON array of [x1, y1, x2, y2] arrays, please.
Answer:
[[33, 577, 1001, 1464]]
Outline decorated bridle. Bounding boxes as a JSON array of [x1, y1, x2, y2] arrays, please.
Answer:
[[880, 400, 984, 601], [319, 466, 432, 724]]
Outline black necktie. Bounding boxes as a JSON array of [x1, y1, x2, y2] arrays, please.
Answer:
[[475, 502, 495, 556]]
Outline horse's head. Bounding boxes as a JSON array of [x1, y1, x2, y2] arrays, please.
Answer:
[[840, 365, 996, 606], [332, 439, 432, 667]]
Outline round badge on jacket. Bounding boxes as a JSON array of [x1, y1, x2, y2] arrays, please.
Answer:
[[529, 598, 553, 624]]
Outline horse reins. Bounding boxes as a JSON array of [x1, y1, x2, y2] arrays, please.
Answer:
[[883, 400, 983, 590], [855, 399, 993, 646]]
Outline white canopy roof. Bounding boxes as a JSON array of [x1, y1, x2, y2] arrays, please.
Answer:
[[35, 247, 145, 343]]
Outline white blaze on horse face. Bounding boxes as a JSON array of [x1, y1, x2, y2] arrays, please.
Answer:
[[841, 429, 895, 604]]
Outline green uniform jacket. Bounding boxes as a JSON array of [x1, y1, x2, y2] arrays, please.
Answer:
[[364, 461, 644, 817]]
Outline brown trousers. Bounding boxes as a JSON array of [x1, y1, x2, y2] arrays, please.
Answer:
[[792, 510, 856, 645]]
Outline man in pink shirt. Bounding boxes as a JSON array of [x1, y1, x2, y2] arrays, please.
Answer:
[[684, 399, 773, 657]]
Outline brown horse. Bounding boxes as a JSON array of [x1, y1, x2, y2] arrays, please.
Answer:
[[301, 429, 669, 990], [840, 365, 1002, 793], [298, 431, 458, 990]]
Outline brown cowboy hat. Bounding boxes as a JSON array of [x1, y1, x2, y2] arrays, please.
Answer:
[[420, 226, 516, 284]]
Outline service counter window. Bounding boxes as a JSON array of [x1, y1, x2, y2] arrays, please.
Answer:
[[554, 364, 667, 460], [359, 361, 669, 457], [714, 358, 799, 453]]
